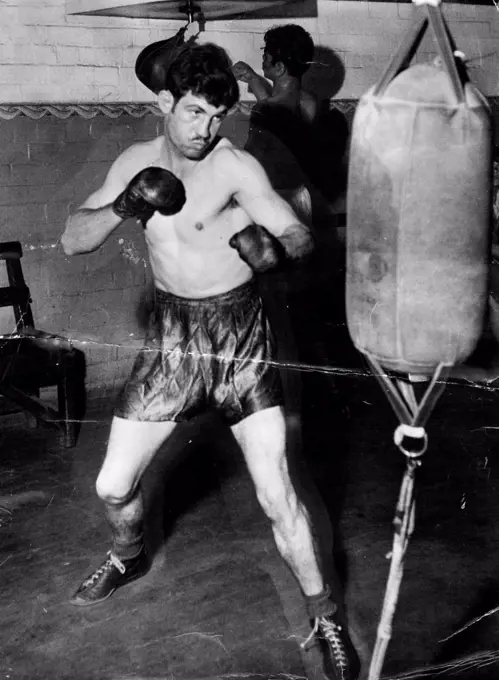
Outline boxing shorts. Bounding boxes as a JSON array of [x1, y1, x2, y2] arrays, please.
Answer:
[[115, 281, 283, 425]]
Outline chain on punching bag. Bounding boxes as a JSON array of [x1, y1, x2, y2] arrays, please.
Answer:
[[345, 2, 493, 678]]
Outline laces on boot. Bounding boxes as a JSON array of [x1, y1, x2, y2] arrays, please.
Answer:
[[82, 551, 125, 587], [108, 552, 126, 574], [317, 616, 349, 672], [302, 616, 349, 667]]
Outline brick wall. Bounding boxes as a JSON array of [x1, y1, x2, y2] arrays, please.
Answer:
[[0, 111, 165, 395], [2, 99, 495, 399], [0, 0, 497, 400], [0, 101, 355, 397], [0, 1, 497, 102]]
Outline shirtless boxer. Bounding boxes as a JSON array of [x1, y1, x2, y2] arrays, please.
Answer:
[[232, 24, 317, 123], [233, 24, 346, 204], [61, 42, 359, 680]]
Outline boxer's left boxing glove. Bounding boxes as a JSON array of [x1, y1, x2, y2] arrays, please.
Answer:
[[113, 167, 186, 227], [229, 224, 285, 273]]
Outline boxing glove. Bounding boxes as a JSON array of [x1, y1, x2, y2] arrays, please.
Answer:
[[229, 224, 285, 273], [113, 167, 186, 227]]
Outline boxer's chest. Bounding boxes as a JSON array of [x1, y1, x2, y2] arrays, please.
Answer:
[[146, 168, 248, 251]]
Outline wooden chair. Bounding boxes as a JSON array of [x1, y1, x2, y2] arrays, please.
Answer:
[[0, 241, 85, 447]]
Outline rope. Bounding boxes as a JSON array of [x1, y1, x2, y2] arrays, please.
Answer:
[[365, 357, 450, 680], [369, 463, 417, 680], [368, 458, 419, 680]]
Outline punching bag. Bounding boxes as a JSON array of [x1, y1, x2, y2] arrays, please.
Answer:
[[346, 5, 493, 376], [135, 27, 191, 94]]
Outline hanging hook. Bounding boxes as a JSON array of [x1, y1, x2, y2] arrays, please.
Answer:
[[394, 423, 428, 457], [179, 0, 203, 25], [179, 0, 205, 34]]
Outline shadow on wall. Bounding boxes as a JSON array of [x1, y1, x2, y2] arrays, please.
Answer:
[[220, 46, 349, 214], [303, 44, 346, 103], [304, 45, 349, 210], [136, 282, 155, 331]]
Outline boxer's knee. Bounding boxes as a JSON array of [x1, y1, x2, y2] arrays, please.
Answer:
[[95, 468, 137, 505]]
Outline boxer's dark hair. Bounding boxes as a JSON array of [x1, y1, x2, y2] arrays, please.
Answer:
[[264, 25, 315, 79], [166, 43, 239, 109]]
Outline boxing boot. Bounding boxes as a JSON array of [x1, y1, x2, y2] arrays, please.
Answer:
[[69, 547, 149, 606], [304, 611, 361, 680], [302, 587, 361, 680]]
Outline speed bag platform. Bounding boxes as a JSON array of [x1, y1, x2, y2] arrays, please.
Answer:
[[346, 5, 493, 376]]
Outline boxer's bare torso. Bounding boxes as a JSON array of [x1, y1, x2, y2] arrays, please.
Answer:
[[62, 90, 311, 299], [64, 132, 303, 299], [141, 136, 255, 297], [260, 88, 317, 125]]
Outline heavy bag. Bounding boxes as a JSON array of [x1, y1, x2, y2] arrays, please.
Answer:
[[346, 6, 493, 375]]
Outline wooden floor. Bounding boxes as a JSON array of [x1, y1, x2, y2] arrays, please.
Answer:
[[0, 392, 327, 680], [2, 367, 499, 680]]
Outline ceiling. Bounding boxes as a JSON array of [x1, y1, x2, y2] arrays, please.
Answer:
[[67, 0, 318, 21]]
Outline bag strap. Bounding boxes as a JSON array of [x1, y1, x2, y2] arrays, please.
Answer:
[[373, 1, 465, 106]]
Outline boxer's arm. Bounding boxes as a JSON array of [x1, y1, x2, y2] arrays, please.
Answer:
[[61, 148, 136, 256], [232, 61, 272, 102], [224, 148, 314, 262], [247, 75, 273, 101]]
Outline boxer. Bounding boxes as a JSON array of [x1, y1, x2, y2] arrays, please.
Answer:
[[61, 40, 359, 680], [232, 23, 317, 123]]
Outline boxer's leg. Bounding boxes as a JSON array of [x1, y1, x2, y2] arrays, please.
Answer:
[[70, 416, 177, 606], [97, 416, 177, 554], [231, 405, 360, 680], [232, 406, 322, 593]]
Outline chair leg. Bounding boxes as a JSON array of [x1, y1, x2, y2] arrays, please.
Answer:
[[26, 388, 40, 429], [57, 354, 82, 448], [58, 381, 76, 448]]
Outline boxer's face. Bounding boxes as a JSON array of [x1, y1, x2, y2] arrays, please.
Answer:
[[159, 90, 228, 159], [262, 50, 273, 77], [262, 50, 282, 82]]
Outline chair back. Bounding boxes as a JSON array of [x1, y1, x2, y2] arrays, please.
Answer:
[[0, 241, 35, 331]]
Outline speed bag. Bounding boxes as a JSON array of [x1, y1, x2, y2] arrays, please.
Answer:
[[346, 62, 492, 375]]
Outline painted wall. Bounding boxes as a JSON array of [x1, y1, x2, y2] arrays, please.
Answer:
[[0, 1, 497, 103]]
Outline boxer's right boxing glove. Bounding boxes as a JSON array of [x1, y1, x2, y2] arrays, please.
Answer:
[[229, 224, 285, 273], [113, 167, 186, 227]]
